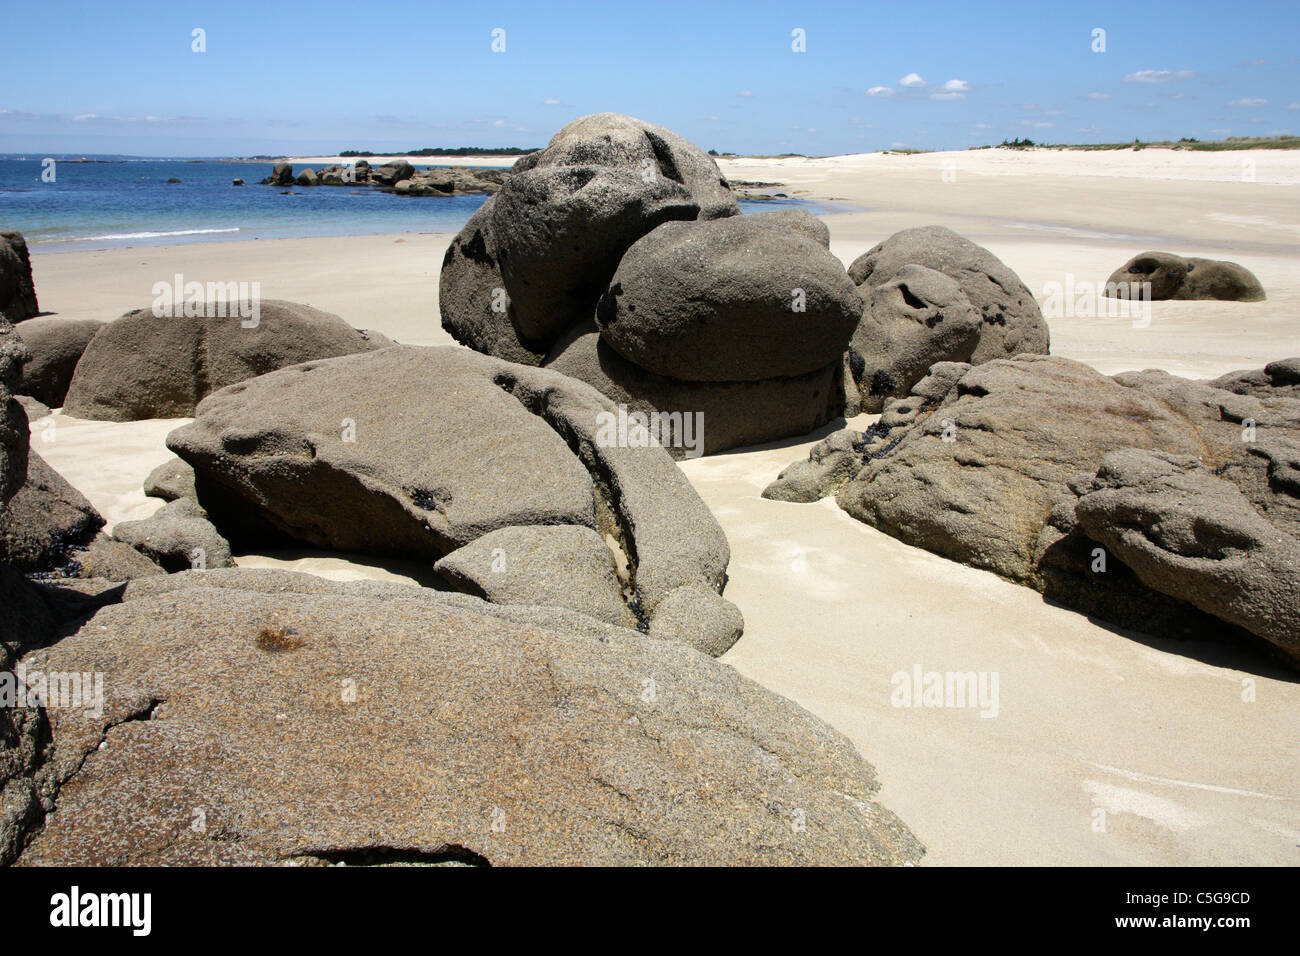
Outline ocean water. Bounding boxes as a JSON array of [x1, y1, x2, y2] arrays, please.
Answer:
[[0, 158, 830, 252]]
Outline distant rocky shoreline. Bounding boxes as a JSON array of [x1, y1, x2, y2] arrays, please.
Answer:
[[256, 159, 789, 200]]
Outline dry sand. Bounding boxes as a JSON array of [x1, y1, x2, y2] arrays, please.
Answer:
[[24, 146, 1300, 865]]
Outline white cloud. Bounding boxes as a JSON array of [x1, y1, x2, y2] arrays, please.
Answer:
[[1124, 69, 1195, 83], [492, 119, 506, 128], [941, 79, 969, 92], [543, 97, 561, 106], [974, 122, 993, 129], [1211, 128, 1231, 135], [931, 92, 964, 101], [866, 86, 894, 97], [700, 114, 720, 121], [1228, 98, 1268, 107], [737, 90, 754, 98], [1086, 92, 1112, 100], [72, 113, 98, 121], [1288, 103, 1300, 110], [1021, 120, 1054, 128], [899, 73, 925, 88]]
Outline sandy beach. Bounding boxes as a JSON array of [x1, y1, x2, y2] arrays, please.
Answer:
[[26, 146, 1300, 865]]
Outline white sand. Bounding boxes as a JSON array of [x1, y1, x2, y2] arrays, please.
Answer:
[[23, 146, 1300, 865]]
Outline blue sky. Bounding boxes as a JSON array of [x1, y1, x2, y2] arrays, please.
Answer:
[[1, 0, 1297, 156]]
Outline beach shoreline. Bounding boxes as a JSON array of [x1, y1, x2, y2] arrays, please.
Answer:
[[21, 143, 1300, 867]]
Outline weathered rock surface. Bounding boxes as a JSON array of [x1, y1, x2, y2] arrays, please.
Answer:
[[13, 317, 103, 407], [491, 163, 702, 345], [434, 524, 633, 628], [0, 321, 28, 505], [1104, 251, 1265, 301], [441, 113, 740, 360], [1074, 449, 1299, 657], [439, 115, 864, 455], [143, 457, 196, 502], [595, 217, 861, 382], [265, 162, 294, 187], [62, 299, 392, 421], [63, 533, 164, 580], [438, 201, 548, 366], [10, 572, 921, 866], [0, 450, 102, 573], [747, 207, 831, 248], [167, 346, 737, 639], [849, 264, 982, 411], [0, 231, 39, 322], [1206, 358, 1300, 400], [371, 160, 415, 186], [546, 321, 847, 457], [768, 353, 1300, 661], [528, 113, 739, 221], [846, 226, 1049, 405], [112, 497, 234, 572]]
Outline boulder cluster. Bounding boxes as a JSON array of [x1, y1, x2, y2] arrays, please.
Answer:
[[440, 113, 867, 455], [0, 315, 924, 866]]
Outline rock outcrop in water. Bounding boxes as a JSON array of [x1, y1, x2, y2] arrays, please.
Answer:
[[261, 160, 505, 196]]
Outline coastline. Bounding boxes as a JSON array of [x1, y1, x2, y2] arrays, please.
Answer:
[[23, 144, 1300, 866]]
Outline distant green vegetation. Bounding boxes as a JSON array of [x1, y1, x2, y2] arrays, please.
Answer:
[[982, 134, 1300, 152], [339, 146, 538, 157]]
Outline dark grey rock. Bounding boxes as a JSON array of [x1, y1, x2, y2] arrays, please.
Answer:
[[143, 457, 196, 502], [0, 450, 102, 573], [848, 225, 1049, 366], [0, 231, 39, 322], [595, 217, 861, 382], [112, 497, 234, 572], [63, 299, 392, 421], [14, 317, 104, 407]]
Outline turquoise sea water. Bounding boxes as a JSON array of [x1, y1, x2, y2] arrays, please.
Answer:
[[0, 158, 833, 252]]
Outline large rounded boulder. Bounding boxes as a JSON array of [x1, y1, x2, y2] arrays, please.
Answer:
[[62, 299, 392, 421], [847, 226, 1049, 400], [440, 113, 740, 362], [14, 317, 103, 407], [595, 216, 862, 382], [9, 569, 922, 866], [1104, 251, 1265, 301]]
